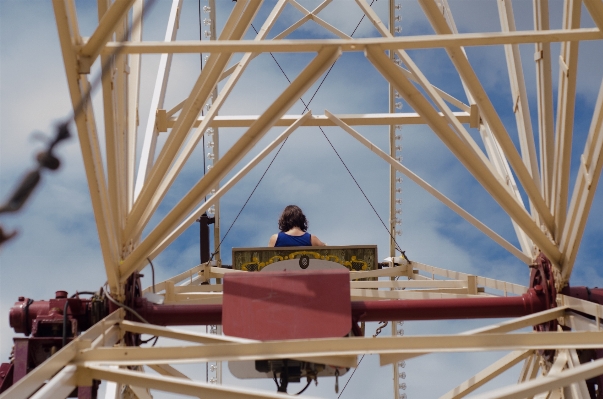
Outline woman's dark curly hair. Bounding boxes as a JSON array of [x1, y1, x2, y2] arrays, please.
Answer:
[[278, 205, 308, 232]]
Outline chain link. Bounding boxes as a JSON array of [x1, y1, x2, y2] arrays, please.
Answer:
[[373, 321, 389, 337]]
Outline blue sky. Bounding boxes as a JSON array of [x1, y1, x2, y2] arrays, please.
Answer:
[[1, 1, 602, 397]]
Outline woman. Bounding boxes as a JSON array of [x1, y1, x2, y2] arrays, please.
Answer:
[[268, 205, 326, 247]]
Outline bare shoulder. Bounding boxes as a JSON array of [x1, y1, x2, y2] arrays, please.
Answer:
[[310, 234, 326, 246], [268, 234, 278, 247]]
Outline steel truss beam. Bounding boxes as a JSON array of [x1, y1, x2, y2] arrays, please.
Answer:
[[439, 350, 532, 399], [100, 28, 603, 54], [134, 0, 183, 201], [379, 306, 569, 366], [125, 0, 263, 243], [559, 77, 603, 283], [0, 310, 124, 398], [52, 0, 121, 294], [85, 365, 317, 399], [534, 0, 556, 208], [552, 0, 582, 241], [149, 113, 311, 260], [421, 0, 535, 257], [498, 0, 541, 219], [75, 331, 602, 365], [119, 46, 342, 280], [132, 0, 290, 243], [469, 357, 603, 399], [365, 45, 560, 262], [6, 304, 602, 398], [419, 0, 556, 239], [160, 112, 472, 130], [79, 0, 137, 71], [326, 110, 530, 264]]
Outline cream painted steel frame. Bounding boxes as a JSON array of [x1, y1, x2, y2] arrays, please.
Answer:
[[2, 303, 602, 399], [6, 0, 603, 398]]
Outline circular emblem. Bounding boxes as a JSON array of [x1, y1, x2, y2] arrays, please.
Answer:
[[299, 255, 310, 269]]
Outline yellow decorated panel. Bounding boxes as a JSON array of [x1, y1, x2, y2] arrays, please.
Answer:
[[232, 245, 378, 272]]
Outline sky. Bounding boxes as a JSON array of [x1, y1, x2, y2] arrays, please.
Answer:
[[0, 0, 602, 398]]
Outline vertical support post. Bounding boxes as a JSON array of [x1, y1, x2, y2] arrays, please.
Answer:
[[200, 15, 223, 391], [388, 2, 403, 399], [388, 0, 397, 261], [212, 127, 222, 267], [208, 0, 222, 271], [467, 275, 478, 295], [165, 281, 175, 303], [198, 213, 214, 264]]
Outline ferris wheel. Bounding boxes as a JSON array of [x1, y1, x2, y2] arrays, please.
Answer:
[[1, 0, 603, 398]]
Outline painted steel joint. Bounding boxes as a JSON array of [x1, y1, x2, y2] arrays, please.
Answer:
[[9, 291, 91, 337]]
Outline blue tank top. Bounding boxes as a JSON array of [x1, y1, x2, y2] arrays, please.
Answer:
[[275, 232, 312, 247]]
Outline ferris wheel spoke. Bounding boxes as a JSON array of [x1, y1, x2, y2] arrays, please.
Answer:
[[551, 0, 582, 241], [126, 0, 263, 243], [52, 0, 121, 292], [326, 111, 531, 264], [98, 0, 128, 248], [125, 0, 143, 210], [148, 114, 310, 262], [357, 0, 498, 181], [419, 0, 555, 235], [132, 0, 280, 239], [119, 47, 342, 281], [498, 0, 541, 205], [478, 125, 534, 255], [558, 79, 603, 282], [366, 45, 560, 263], [135, 0, 184, 203], [534, 0, 556, 209]]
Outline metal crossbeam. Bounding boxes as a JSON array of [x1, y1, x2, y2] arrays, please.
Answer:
[[100, 28, 603, 54]]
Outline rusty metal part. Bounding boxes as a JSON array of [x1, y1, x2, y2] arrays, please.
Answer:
[[9, 291, 93, 337], [529, 252, 558, 362], [530, 252, 558, 331]]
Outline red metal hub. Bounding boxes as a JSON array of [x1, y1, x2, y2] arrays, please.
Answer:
[[529, 252, 558, 332], [9, 291, 93, 337]]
